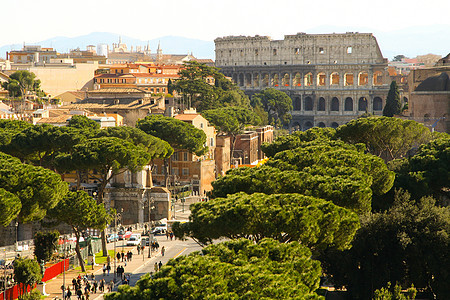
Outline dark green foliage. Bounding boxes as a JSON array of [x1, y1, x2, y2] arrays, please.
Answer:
[[0, 119, 32, 149], [2, 70, 43, 98], [167, 78, 174, 95], [0, 188, 21, 226], [212, 139, 394, 214], [391, 136, 449, 201], [136, 115, 207, 156], [251, 88, 293, 126], [33, 230, 59, 263], [373, 282, 417, 300], [336, 116, 432, 161], [13, 258, 43, 298], [106, 238, 324, 300], [261, 127, 337, 157], [180, 192, 359, 254], [0, 152, 68, 223], [68, 115, 100, 131], [383, 81, 402, 117], [324, 192, 450, 299], [95, 126, 173, 159]]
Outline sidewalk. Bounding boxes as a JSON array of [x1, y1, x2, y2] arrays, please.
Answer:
[[43, 243, 160, 299]]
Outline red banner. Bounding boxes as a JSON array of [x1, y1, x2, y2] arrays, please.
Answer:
[[42, 258, 70, 282]]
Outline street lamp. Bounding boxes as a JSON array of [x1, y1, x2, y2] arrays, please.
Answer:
[[113, 209, 123, 280], [148, 197, 154, 258]]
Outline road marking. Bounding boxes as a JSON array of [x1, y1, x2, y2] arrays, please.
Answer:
[[174, 247, 187, 258]]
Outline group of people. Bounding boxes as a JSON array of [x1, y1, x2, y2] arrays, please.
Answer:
[[165, 231, 174, 240], [117, 250, 133, 262], [65, 274, 112, 300]]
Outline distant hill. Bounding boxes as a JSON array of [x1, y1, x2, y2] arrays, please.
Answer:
[[1, 25, 449, 62], [0, 32, 215, 59]]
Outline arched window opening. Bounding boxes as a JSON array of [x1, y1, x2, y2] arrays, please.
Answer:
[[238, 74, 244, 87], [282, 73, 290, 86], [344, 73, 354, 86], [304, 73, 313, 86], [358, 97, 368, 111], [331, 97, 339, 111], [293, 73, 301, 86], [344, 97, 353, 111], [318, 97, 326, 111], [293, 97, 301, 111], [262, 74, 269, 87], [331, 122, 339, 129], [331, 72, 340, 85], [358, 72, 369, 86], [304, 121, 313, 130], [317, 72, 326, 86], [245, 73, 252, 87], [373, 97, 383, 111], [272, 74, 279, 87], [292, 122, 302, 131], [318, 122, 326, 128], [253, 73, 260, 87], [373, 71, 383, 85], [305, 97, 313, 111]]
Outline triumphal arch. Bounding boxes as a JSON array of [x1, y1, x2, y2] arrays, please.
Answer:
[[215, 32, 390, 130]]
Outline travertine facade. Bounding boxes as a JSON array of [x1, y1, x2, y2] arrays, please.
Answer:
[[215, 32, 390, 129]]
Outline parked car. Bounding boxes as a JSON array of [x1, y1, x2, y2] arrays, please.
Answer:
[[118, 231, 132, 240], [126, 234, 141, 246], [152, 224, 167, 235], [107, 233, 119, 243]]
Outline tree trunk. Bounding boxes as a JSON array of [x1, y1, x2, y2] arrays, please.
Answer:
[[230, 135, 237, 165], [164, 158, 169, 188], [97, 181, 109, 257], [74, 230, 86, 273], [100, 230, 108, 257]]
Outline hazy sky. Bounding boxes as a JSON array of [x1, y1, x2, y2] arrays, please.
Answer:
[[2, 0, 450, 45]]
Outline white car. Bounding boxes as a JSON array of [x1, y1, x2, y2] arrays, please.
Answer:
[[126, 235, 141, 246]]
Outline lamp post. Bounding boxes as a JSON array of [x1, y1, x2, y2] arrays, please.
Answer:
[[148, 197, 154, 258], [14, 221, 18, 252], [113, 209, 122, 280]]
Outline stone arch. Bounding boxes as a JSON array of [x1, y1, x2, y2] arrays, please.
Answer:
[[271, 73, 279, 87], [424, 113, 431, 122], [358, 72, 369, 86], [262, 73, 269, 87], [304, 72, 313, 86], [245, 73, 252, 87], [304, 121, 314, 130], [331, 122, 339, 129], [344, 97, 353, 111], [318, 122, 326, 128], [293, 73, 302, 86], [330, 72, 340, 85], [253, 73, 260, 87], [358, 97, 368, 111], [317, 72, 326, 86], [304, 96, 314, 111], [331, 97, 339, 111], [282, 73, 290, 86], [373, 97, 383, 111], [292, 122, 302, 131], [293, 96, 301, 111], [344, 73, 354, 86], [318, 97, 326, 111], [373, 71, 383, 85], [232, 74, 238, 84], [238, 73, 244, 86]]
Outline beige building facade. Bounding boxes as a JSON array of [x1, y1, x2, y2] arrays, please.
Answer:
[[215, 32, 390, 130]]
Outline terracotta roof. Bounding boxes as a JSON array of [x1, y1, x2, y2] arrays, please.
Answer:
[[133, 73, 179, 78], [95, 73, 134, 78], [88, 88, 146, 94], [174, 114, 199, 121], [35, 114, 72, 124]]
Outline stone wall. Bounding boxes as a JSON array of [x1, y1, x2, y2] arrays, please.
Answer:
[[215, 33, 390, 129]]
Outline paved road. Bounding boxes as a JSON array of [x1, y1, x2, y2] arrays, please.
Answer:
[[41, 196, 204, 299]]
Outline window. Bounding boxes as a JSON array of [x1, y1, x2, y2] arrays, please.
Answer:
[[347, 46, 352, 54], [184, 152, 188, 161], [255, 49, 259, 56], [171, 168, 179, 176], [344, 97, 353, 111], [200, 123, 203, 128], [305, 97, 313, 111], [318, 97, 325, 111], [294, 48, 300, 55], [172, 152, 178, 161], [330, 97, 339, 111], [182, 168, 189, 176], [273, 49, 277, 56], [319, 47, 324, 54], [210, 137, 214, 147], [152, 166, 158, 174]]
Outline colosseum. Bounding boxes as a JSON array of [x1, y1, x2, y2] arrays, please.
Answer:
[[215, 32, 390, 130]]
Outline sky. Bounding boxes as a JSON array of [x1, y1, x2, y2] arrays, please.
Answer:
[[2, 0, 450, 46]]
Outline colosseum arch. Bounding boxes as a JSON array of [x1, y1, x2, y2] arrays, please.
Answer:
[[304, 96, 314, 111], [271, 73, 279, 86], [373, 97, 383, 111], [262, 73, 269, 87], [331, 97, 339, 111], [304, 121, 314, 130], [253, 73, 260, 87], [238, 73, 244, 86], [344, 97, 353, 111], [331, 122, 339, 129], [358, 97, 368, 111], [318, 97, 326, 111], [330, 72, 340, 85], [304, 73, 313, 86], [373, 71, 383, 85], [293, 73, 302, 86], [344, 73, 354, 86], [293, 96, 301, 111], [318, 122, 326, 128], [292, 122, 302, 131], [317, 72, 326, 86], [358, 72, 369, 86], [245, 73, 252, 87], [282, 73, 290, 86]]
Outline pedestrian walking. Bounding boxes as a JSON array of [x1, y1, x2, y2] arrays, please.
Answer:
[[121, 251, 125, 262], [99, 279, 104, 292], [107, 263, 111, 276], [66, 287, 72, 299], [92, 280, 98, 293], [102, 264, 106, 276], [170, 231, 174, 240], [116, 252, 121, 262], [154, 262, 158, 272], [166, 231, 169, 240], [161, 246, 165, 256], [137, 244, 141, 255], [158, 261, 162, 270]]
